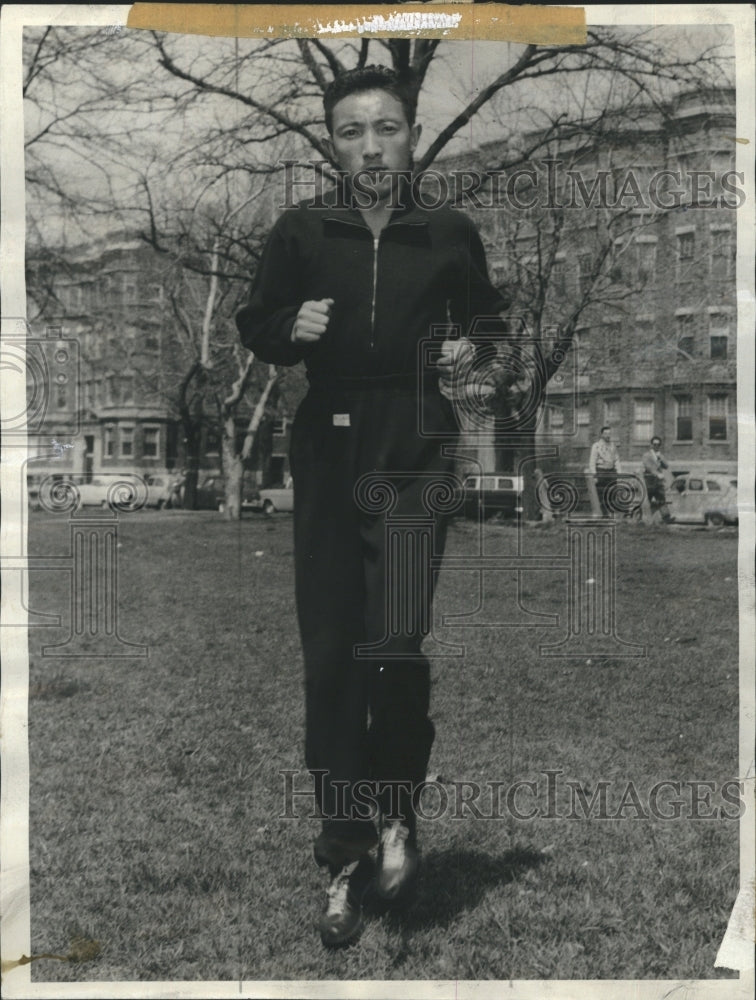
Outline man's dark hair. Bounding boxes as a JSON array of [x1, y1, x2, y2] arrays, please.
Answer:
[[323, 65, 416, 135], [651, 436, 662, 446], [600, 425, 611, 434]]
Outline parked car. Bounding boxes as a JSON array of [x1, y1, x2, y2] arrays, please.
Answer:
[[33, 476, 145, 511], [666, 473, 738, 525], [703, 503, 739, 527], [254, 477, 294, 514], [72, 476, 117, 508], [194, 475, 260, 512], [461, 474, 523, 519], [145, 474, 174, 509]]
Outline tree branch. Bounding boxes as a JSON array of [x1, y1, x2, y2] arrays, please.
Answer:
[[310, 38, 345, 79], [297, 39, 329, 92], [152, 34, 333, 162], [416, 46, 540, 170]]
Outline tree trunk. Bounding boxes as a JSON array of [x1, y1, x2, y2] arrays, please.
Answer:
[[177, 360, 204, 510], [181, 434, 201, 511], [222, 431, 244, 520], [514, 430, 540, 521], [221, 363, 280, 518]]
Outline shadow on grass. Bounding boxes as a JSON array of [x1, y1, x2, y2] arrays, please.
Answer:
[[373, 845, 546, 933]]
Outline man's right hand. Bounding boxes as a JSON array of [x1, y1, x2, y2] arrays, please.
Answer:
[[291, 298, 334, 343]]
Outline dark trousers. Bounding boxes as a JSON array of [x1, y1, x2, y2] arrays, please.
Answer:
[[644, 475, 665, 510], [290, 381, 455, 867], [595, 470, 618, 516]]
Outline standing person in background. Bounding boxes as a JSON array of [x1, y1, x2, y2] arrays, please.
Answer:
[[236, 66, 510, 947], [589, 425, 622, 516], [642, 436, 671, 522]]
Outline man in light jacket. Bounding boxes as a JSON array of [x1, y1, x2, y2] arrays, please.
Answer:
[[589, 425, 622, 516]]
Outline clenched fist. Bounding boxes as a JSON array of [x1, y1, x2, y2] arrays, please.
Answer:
[[437, 338, 475, 392], [291, 298, 334, 343]]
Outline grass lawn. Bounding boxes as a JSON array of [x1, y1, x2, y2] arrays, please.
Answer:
[[25, 510, 740, 983]]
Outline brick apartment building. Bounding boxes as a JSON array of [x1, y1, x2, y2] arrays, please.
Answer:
[[436, 86, 738, 478], [25, 235, 284, 487]]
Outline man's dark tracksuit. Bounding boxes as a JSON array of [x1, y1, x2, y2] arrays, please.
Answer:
[[236, 190, 507, 866]]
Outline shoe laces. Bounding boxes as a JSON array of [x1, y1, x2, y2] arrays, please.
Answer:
[[381, 821, 409, 870], [325, 860, 359, 916]]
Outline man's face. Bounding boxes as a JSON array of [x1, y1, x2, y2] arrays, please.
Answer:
[[652, 440, 661, 451], [601, 428, 612, 443], [327, 89, 421, 202]]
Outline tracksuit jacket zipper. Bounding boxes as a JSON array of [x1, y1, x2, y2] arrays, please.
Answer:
[[370, 236, 379, 347], [324, 215, 425, 350]]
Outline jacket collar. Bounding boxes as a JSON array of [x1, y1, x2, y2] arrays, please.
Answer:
[[318, 174, 429, 230]]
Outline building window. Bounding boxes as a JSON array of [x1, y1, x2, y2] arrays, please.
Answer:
[[574, 330, 591, 372], [676, 314, 695, 359], [603, 398, 621, 428], [709, 312, 731, 361], [551, 257, 566, 295], [104, 426, 115, 458], [633, 399, 655, 442], [122, 276, 137, 304], [143, 427, 159, 458], [576, 403, 591, 442], [637, 241, 657, 284], [547, 405, 565, 435], [604, 324, 620, 365], [677, 232, 695, 262], [710, 336, 728, 360], [578, 253, 592, 294], [711, 228, 733, 279], [609, 241, 625, 284], [675, 396, 693, 442], [707, 395, 728, 441], [120, 425, 134, 458]]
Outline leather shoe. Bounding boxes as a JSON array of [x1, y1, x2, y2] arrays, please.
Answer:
[[375, 821, 419, 901], [318, 857, 374, 947]]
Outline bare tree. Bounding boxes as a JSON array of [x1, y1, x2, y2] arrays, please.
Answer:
[[149, 29, 731, 172]]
